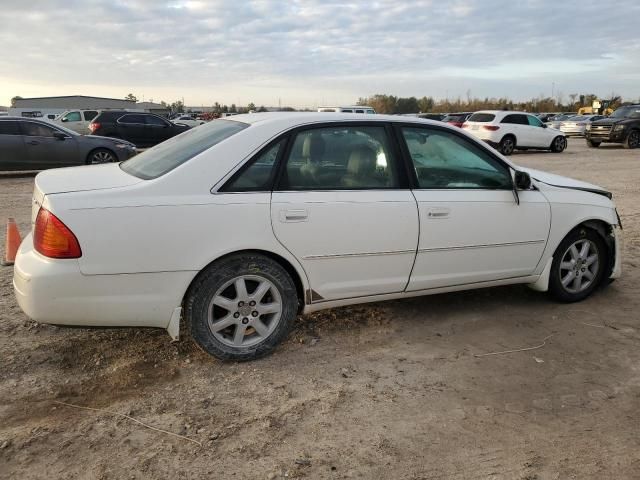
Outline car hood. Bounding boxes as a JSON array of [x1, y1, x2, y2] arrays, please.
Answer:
[[590, 118, 622, 126], [35, 162, 143, 195], [80, 135, 136, 147], [519, 167, 612, 199]]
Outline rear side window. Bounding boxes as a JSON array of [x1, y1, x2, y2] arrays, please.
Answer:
[[120, 119, 248, 179], [145, 115, 168, 126], [0, 121, 20, 135], [467, 113, 495, 122], [119, 114, 145, 124], [84, 111, 98, 121]]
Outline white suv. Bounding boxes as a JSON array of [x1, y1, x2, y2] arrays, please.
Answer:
[[463, 110, 567, 155]]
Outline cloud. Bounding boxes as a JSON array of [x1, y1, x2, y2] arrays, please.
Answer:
[[0, 0, 638, 106]]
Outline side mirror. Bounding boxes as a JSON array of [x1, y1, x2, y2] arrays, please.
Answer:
[[61, 117, 68, 122], [53, 132, 67, 141], [514, 171, 531, 190], [542, 123, 547, 128]]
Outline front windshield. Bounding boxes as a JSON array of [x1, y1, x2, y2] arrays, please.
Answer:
[[120, 119, 248, 179], [611, 106, 640, 119]]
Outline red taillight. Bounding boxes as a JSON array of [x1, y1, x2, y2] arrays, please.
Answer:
[[88, 122, 100, 133], [33, 208, 82, 259], [462, 124, 470, 129], [448, 122, 464, 128], [482, 125, 500, 131]]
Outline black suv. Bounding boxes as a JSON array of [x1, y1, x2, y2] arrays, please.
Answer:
[[586, 105, 640, 149], [89, 111, 190, 147]]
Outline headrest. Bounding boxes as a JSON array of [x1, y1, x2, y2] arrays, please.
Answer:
[[347, 145, 377, 176], [302, 134, 325, 161]]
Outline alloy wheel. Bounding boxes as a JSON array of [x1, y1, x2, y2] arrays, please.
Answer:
[[207, 275, 282, 348], [91, 150, 115, 164], [629, 131, 639, 148], [558, 239, 600, 294]]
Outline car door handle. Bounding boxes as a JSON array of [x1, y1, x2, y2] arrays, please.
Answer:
[[280, 209, 308, 222], [27, 140, 40, 145], [426, 207, 450, 219]]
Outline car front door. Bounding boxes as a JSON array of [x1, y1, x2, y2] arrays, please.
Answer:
[[21, 121, 79, 169], [59, 111, 84, 133], [116, 114, 148, 146], [526, 114, 553, 147], [0, 120, 27, 170], [145, 114, 174, 145], [271, 124, 419, 302], [398, 125, 550, 290]]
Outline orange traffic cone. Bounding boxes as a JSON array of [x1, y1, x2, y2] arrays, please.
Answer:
[[1, 218, 22, 266]]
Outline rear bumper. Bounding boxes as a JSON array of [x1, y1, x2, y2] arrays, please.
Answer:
[[13, 233, 192, 329]]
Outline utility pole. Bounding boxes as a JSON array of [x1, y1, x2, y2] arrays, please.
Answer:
[[551, 82, 555, 99]]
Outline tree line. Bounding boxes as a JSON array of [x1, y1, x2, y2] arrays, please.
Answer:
[[356, 93, 633, 114]]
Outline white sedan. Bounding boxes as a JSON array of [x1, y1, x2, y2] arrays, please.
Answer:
[[171, 115, 206, 128], [13, 113, 622, 361]]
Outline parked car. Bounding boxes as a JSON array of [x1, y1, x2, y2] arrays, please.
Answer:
[[463, 110, 567, 155], [559, 115, 606, 137], [54, 110, 101, 134], [536, 113, 561, 123], [172, 115, 206, 128], [585, 104, 640, 149], [441, 112, 473, 128], [0, 116, 136, 170], [546, 114, 578, 129], [416, 113, 445, 121], [89, 111, 190, 147], [14, 113, 621, 361]]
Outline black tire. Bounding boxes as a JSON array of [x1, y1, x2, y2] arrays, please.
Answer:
[[550, 135, 567, 153], [624, 129, 640, 149], [498, 135, 516, 155], [86, 148, 117, 165], [548, 227, 607, 303], [185, 254, 298, 361], [586, 138, 601, 148]]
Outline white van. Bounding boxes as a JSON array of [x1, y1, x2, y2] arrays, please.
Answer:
[[318, 106, 376, 114]]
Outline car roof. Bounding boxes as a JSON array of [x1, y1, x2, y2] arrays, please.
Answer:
[[222, 111, 442, 128]]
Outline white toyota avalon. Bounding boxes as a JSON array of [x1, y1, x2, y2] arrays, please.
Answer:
[[13, 113, 622, 361]]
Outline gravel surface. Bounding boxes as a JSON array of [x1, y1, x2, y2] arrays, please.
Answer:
[[1, 139, 639, 479]]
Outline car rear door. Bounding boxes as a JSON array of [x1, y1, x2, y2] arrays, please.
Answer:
[[0, 120, 27, 170], [398, 124, 550, 290], [270, 123, 419, 302], [21, 121, 79, 169]]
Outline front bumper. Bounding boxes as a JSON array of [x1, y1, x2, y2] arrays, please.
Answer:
[[610, 225, 623, 279], [115, 145, 137, 161], [13, 233, 191, 328]]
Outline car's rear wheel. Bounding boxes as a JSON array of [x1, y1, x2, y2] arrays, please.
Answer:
[[550, 135, 567, 153], [586, 138, 601, 148], [87, 148, 117, 164], [624, 129, 639, 149], [498, 135, 516, 155], [185, 254, 298, 361], [548, 228, 607, 302]]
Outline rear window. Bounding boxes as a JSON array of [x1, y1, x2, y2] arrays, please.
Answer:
[[467, 113, 496, 122], [120, 119, 249, 179]]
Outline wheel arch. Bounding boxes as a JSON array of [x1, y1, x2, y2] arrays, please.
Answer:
[[182, 248, 308, 315]]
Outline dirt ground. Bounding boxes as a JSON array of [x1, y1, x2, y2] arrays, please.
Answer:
[[1, 139, 639, 480]]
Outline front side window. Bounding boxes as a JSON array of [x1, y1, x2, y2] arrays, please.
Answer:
[[278, 126, 399, 190], [120, 119, 248, 179], [119, 114, 145, 124], [21, 122, 57, 137], [145, 115, 168, 126], [222, 140, 284, 192], [63, 111, 81, 122], [527, 115, 544, 127], [401, 127, 512, 190]]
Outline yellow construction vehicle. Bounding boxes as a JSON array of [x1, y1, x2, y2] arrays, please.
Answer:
[[578, 99, 613, 116]]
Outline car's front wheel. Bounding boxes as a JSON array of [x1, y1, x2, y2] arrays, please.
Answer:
[[586, 138, 601, 148], [550, 135, 567, 153], [87, 148, 117, 164], [548, 227, 607, 302], [185, 254, 298, 361], [624, 129, 639, 149]]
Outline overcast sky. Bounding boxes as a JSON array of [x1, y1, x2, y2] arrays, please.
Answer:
[[1, 0, 638, 108]]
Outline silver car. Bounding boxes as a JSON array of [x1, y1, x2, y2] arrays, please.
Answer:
[[0, 117, 136, 171], [559, 115, 606, 137]]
